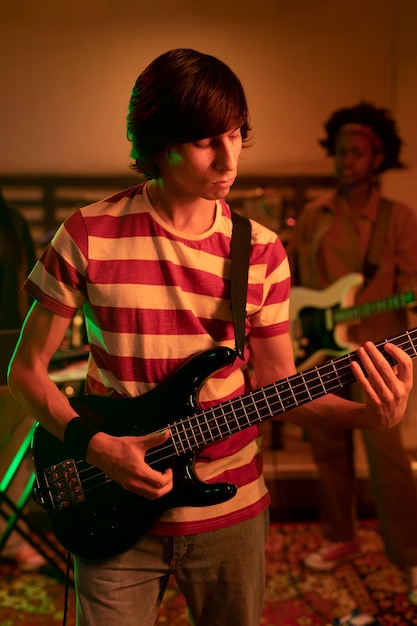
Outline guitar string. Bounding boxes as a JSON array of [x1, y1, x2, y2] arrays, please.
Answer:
[[56, 332, 417, 498], [66, 332, 417, 487], [145, 331, 416, 461]]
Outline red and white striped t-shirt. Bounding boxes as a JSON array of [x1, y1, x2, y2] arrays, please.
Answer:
[[25, 184, 291, 534]]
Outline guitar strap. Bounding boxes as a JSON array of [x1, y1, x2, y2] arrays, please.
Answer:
[[230, 211, 251, 359], [362, 198, 393, 285]]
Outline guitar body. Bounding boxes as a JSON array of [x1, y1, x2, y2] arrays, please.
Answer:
[[31, 326, 417, 560], [32, 347, 238, 559], [290, 273, 364, 369]]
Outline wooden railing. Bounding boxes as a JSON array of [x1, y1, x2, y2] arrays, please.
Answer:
[[0, 173, 334, 255]]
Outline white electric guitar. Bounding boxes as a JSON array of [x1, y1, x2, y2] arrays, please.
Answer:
[[290, 273, 417, 370]]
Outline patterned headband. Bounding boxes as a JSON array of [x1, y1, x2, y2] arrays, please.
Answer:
[[337, 123, 384, 154]]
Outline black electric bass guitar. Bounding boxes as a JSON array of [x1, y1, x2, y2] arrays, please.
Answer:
[[290, 273, 417, 370], [32, 328, 417, 559]]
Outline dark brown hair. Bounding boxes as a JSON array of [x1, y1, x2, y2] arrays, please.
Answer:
[[127, 49, 251, 179]]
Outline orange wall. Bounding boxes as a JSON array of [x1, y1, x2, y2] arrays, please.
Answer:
[[1, 0, 416, 177]]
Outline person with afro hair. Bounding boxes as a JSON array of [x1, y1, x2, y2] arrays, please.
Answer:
[[319, 100, 404, 172], [289, 101, 417, 605]]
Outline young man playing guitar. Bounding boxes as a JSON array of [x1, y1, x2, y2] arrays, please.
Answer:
[[8, 55, 413, 626], [288, 101, 417, 604]]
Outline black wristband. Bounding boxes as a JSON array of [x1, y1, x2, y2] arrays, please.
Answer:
[[64, 416, 99, 461]]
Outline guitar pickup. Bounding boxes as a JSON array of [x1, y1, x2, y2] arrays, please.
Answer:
[[44, 459, 85, 510]]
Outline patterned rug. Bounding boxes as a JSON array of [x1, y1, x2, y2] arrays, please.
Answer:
[[0, 520, 415, 625]]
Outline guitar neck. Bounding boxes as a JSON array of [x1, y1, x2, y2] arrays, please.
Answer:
[[333, 291, 417, 325], [167, 328, 417, 456]]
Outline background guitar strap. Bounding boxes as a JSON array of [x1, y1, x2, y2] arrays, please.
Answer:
[[362, 198, 393, 285], [230, 211, 251, 359]]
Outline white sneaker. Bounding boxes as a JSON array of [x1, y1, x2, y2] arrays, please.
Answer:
[[304, 540, 361, 571], [1, 543, 46, 571]]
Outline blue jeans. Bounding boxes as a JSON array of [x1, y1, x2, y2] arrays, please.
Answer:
[[74, 509, 269, 626]]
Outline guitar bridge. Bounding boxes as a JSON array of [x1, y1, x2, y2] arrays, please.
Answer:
[[44, 459, 85, 510]]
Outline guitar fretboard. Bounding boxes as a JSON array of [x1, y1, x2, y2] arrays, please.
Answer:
[[160, 328, 417, 461], [334, 291, 416, 325]]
